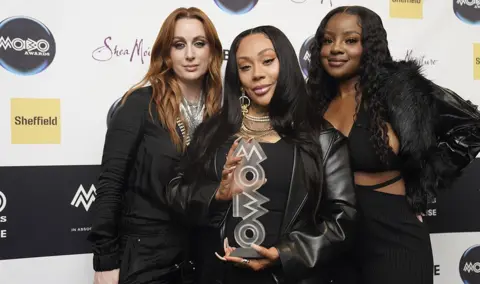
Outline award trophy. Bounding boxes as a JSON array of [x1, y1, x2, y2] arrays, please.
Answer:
[[229, 138, 269, 259]]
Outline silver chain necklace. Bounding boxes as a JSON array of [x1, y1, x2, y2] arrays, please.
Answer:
[[178, 90, 205, 146]]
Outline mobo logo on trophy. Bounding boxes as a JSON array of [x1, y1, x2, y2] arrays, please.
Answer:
[[229, 138, 269, 258]]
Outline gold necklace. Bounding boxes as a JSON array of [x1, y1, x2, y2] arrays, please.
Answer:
[[240, 122, 276, 139], [245, 113, 270, 122], [241, 121, 273, 132]]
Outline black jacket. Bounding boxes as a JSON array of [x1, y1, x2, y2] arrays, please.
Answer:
[[88, 87, 187, 275], [378, 60, 479, 213], [166, 124, 357, 283]]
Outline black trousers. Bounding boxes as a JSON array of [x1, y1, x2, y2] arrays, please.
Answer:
[[118, 234, 185, 284]]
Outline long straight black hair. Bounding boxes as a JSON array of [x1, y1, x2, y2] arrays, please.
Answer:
[[184, 26, 323, 201]]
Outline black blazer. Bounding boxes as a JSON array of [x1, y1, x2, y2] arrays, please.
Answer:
[[88, 87, 187, 272], [166, 124, 357, 283]]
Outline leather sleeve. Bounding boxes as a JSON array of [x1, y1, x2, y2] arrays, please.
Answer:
[[166, 151, 230, 227], [87, 91, 149, 271], [275, 131, 357, 282]]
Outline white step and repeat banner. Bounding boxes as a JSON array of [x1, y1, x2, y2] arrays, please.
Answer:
[[0, 0, 479, 283]]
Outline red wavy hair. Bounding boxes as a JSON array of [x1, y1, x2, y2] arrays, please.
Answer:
[[123, 7, 223, 151]]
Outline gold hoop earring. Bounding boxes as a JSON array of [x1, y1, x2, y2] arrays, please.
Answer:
[[239, 88, 250, 116]]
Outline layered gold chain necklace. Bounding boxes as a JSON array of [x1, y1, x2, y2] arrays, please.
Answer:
[[239, 113, 276, 139]]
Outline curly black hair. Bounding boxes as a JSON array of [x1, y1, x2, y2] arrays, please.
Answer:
[[307, 6, 394, 164]]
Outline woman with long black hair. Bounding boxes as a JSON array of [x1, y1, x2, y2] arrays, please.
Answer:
[[166, 25, 357, 284], [306, 5, 480, 284]]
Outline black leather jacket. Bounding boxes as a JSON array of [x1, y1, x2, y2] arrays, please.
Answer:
[[166, 125, 357, 283]]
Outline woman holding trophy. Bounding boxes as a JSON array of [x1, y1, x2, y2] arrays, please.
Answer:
[[166, 25, 357, 284]]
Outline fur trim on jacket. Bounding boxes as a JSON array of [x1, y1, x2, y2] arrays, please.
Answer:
[[379, 60, 459, 213]]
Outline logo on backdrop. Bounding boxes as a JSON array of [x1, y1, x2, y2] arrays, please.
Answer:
[[434, 264, 440, 276], [214, 0, 258, 15], [423, 197, 438, 217], [0, 16, 56, 75], [299, 35, 315, 78], [71, 185, 97, 212], [0, 191, 6, 212], [454, 0, 480, 25], [10, 98, 61, 144], [291, 0, 333, 5], [390, 0, 423, 19], [0, 190, 7, 239], [223, 49, 230, 61], [459, 244, 480, 282], [92, 37, 151, 64], [474, 43, 480, 80], [404, 49, 438, 67]]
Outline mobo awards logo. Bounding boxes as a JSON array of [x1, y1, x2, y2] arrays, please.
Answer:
[[299, 35, 315, 78], [459, 244, 480, 283], [454, 0, 480, 25], [213, 0, 258, 15], [0, 16, 56, 75]]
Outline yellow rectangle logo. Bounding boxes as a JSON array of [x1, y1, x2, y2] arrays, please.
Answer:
[[11, 98, 61, 144], [390, 0, 423, 19], [475, 43, 480, 80]]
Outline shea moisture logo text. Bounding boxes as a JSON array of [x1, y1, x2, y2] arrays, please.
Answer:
[[93, 37, 231, 63], [405, 50, 438, 66], [92, 37, 152, 64]]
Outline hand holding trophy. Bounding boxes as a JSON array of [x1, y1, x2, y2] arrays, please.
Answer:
[[215, 135, 279, 269], [215, 137, 245, 202]]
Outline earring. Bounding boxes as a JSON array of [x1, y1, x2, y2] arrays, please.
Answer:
[[239, 88, 250, 116]]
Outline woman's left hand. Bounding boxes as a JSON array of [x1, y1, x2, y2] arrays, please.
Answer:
[[215, 238, 280, 271]]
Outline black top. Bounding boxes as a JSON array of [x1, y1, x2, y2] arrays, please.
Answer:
[[217, 139, 294, 283], [166, 123, 358, 284], [88, 86, 186, 271], [347, 101, 402, 173]]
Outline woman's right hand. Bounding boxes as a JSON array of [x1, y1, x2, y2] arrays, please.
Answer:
[[215, 137, 245, 201], [94, 269, 119, 284]]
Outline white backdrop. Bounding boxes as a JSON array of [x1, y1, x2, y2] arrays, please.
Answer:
[[0, 0, 479, 283]]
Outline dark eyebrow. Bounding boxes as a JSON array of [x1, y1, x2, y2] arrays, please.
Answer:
[[172, 35, 207, 41], [237, 48, 275, 60], [324, 30, 361, 36]]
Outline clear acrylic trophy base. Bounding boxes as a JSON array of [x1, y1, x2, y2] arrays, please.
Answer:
[[229, 247, 263, 259], [230, 138, 269, 260]]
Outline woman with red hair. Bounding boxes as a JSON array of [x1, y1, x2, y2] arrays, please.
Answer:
[[88, 7, 223, 284]]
